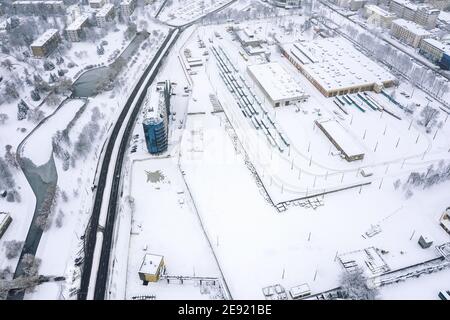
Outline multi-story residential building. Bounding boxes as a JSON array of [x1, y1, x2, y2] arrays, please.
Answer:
[[390, 18, 431, 47], [389, 0, 440, 29], [30, 28, 61, 57], [414, 6, 440, 28], [66, 14, 89, 42], [89, 0, 105, 8], [365, 4, 397, 28], [270, 0, 302, 8], [419, 38, 450, 69], [96, 3, 115, 27], [120, 0, 136, 18], [12, 1, 65, 15], [142, 81, 172, 154]]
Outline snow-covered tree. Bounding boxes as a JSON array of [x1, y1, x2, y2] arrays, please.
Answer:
[[339, 268, 378, 300], [4, 240, 23, 259]]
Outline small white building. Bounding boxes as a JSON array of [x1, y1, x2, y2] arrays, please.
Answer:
[[138, 253, 165, 282]]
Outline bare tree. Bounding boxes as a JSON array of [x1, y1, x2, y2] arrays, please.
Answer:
[[417, 105, 440, 131]]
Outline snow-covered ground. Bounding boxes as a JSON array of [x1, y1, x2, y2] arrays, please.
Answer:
[[158, 0, 235, 26]]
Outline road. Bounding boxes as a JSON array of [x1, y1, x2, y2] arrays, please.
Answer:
[[78, 28, 180, 300], [78, 1, 241, 300]]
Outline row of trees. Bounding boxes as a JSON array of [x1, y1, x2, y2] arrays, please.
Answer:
[[344, 24, 450, 100], [395, 160, 450, 198]]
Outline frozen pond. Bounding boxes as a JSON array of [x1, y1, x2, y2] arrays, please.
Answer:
[[72, 32, 149, 97]]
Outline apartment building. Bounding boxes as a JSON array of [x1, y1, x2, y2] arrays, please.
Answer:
[[390, 18, 431, 47], [120, 0, 136, 18], [30, 28, 61, 57], [96, 3, 115, 27], [66, 14, 89, 42], [419, 38, 450, 69], [389, 0, 440, 29]]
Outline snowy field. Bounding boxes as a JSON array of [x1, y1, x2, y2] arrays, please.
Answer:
[[123, 158, 222, 300], [178, 110, 450, 299]]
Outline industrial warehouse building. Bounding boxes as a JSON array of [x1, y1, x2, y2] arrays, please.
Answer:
[[247, 62, 308, 107], [280, 38, 395, 97], [30, 28, 61, 57], [315, 119, 365, 162], [142, 81, 172, 154]]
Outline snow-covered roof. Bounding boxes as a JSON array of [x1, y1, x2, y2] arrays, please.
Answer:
[[142, 83, 167, 125], [31, 28, 59, 47], [438, 11, 450, 24], [365, 4, 396, 18], [0, 212, 10, 227], [281, 38, 395, 92], [121, 0, 134, 5], [96, 3, 114, 17], [66, 14, 89, 31], [421, 38, 450, 55], [247, 62, 307, 103], [235, 28, 263, 45], [392, 19, 431, 36], [139, 253, 163, 275], [318, 119, 364, 157]]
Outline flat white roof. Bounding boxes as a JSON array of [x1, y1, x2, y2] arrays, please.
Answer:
[[0, 212, 10, 227], [290, 284, 310, 296], [236, 28, 263, 44], [365, 4, 396, 18], [66, 14, 89, 31], [97, 3, 114, 17], [282, 38, 395, 92], [31, 28, 59, 47], [439, 11, 450, 23], [142, 83, 167, 124], [139, 253, 163, 275], [247, 62, 307, 103], [392, 19, 431, 36], [318, 119, 364, 157]]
